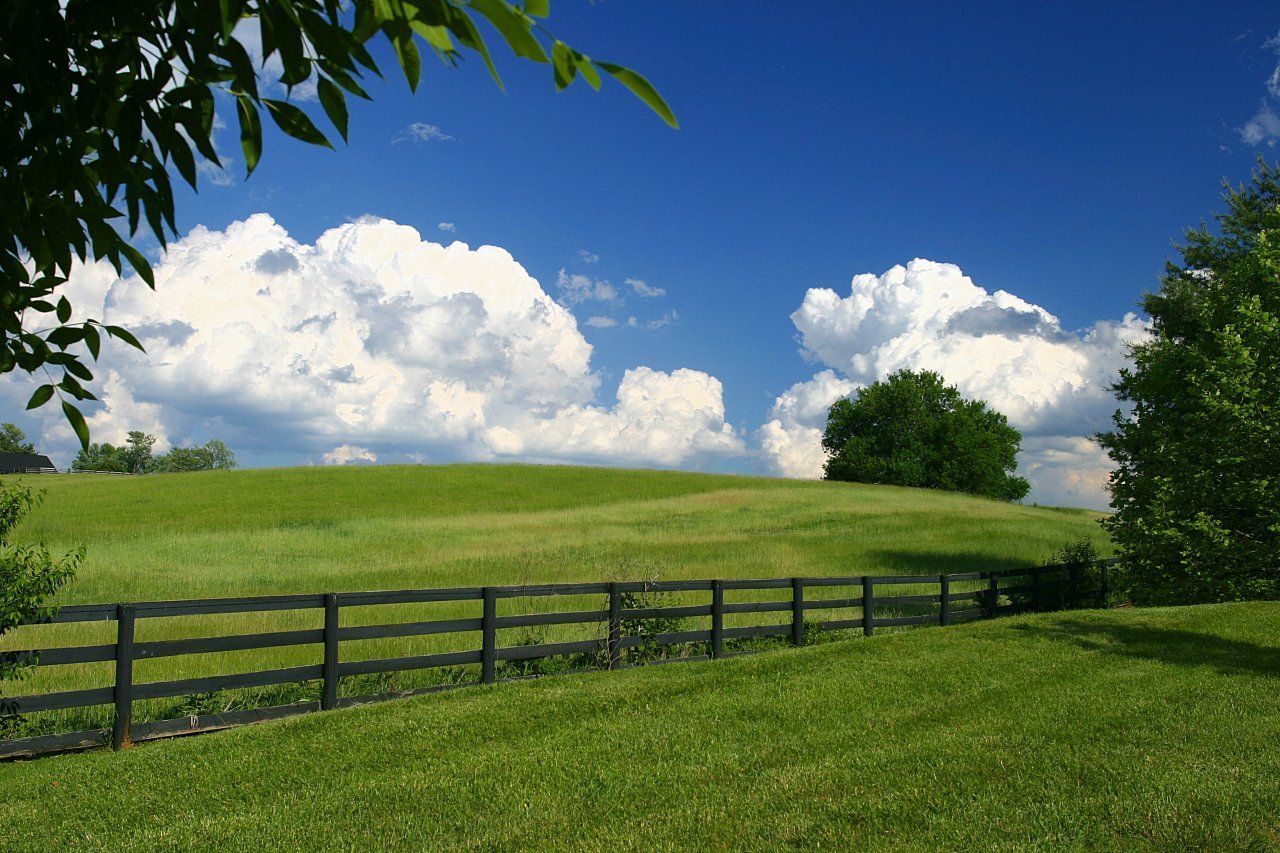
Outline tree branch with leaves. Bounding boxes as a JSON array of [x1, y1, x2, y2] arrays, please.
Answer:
[[0, 0, 676, 447]]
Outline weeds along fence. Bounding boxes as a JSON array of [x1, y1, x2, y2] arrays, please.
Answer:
[[0, 559, 1116, 761]]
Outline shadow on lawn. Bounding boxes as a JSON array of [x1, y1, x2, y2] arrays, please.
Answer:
[[867, 549, 1030, 576], [1013, 618, 1280, 678]]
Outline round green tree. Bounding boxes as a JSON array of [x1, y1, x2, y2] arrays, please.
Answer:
[[1099, 161, 1280, 605], [822, 369, 1030, 502]]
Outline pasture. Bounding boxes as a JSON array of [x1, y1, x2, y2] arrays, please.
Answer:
[[0, 465, 1111, 735], [0, 466, 1111, 732], [8, 464, 1110, 601]]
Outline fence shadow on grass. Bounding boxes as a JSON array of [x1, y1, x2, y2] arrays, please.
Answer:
[[1012, 618, 1280, 678]]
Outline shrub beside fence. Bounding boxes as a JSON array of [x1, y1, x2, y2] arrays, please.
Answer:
[[0, 558, 1116, 761]]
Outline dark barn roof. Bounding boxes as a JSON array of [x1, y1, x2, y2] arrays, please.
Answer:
[[0, 452, 56, 473]]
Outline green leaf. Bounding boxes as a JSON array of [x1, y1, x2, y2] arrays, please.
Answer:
[[524, 0, 549, 17], [552, 41, 575, 91], [45, 326, 85, 349], [264, 99, 332, 148], [468, 0, 548, 63], [317, 78, 349, 141], [393, 33, 422, 92], [119, 241, 155, 288], [223, 37, 260, 100], [56, 296, 71, 324], [168, 131, 199, 188], [575, 53, 601, 90], [62, 400, 90, 450], [26, 385, 54, 410], [595, 62, 678, 128], [105, 325, 146, 352], [83, 323, 101, 360], [446, 7, 503, 89], [237, 95, 263, 174], [410, 21, 455, 56], [57, 374, 92, 401], [320, 62, 372, 100], [64, 358, 93, 382]]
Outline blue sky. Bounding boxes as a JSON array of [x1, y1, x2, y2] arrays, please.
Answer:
[[12, 1, 1280, 508]]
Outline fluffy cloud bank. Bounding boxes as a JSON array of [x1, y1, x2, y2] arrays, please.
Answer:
[[757, 370, 858, 480], [13, 222, 1141, 510], [15, 215, 742, 470], [759, 259, 1148, 509]]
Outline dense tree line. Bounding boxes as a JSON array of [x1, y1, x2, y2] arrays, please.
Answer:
[[73, 431, 236, 474]]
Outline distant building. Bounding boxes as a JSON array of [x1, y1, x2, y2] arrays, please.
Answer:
[[0, 452, 57, 474]]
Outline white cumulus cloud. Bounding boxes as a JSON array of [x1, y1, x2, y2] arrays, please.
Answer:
[[756, 370, 860, 478], [484, 367, 743, 466], [1018, 436, 1115, 509], [323, 444, 377, 465], [437, 222, 457, 233], [11, 215, 742, 472], [761, 259, 1147, 509]]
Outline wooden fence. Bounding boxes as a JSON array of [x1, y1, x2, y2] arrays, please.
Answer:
[[0, 559, 1114, 761]]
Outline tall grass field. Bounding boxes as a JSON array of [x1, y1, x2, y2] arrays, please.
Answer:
[[9, 463, 1110, 600], [2, 464, 1112, 735]]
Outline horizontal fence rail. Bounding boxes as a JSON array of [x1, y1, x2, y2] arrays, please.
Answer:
[[0, 559, 1117, 761]]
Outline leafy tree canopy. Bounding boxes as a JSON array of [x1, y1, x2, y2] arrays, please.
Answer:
[[1100, 160, 1280, 605], [2, 0, 675, 447], [822, 369, 1030, 502], [153, 439, 238, 473], [0, 423, 34, 455]]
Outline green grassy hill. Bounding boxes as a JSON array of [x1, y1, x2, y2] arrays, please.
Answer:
[[1, 464, 1111, 736], [10, 463, 1109, 603], [2, 603, 1276, 850]]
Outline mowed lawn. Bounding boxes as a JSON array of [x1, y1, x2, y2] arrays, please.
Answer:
[[1, 603, 1276, 850], [9, 463, 1109, 602]]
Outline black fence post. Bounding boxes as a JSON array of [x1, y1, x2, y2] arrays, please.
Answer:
[[1100, 560, 1110, 607], [112, 604, 135, 750], [986, 572, 999, 617], [710, 580, 724, 659], [322, 593, 339, 710], [1068, 563, 1080, 610], [481, 587, 497, 684], [862, 576, 874, 636], [607, 582, 621, 669], [939, 574, 950, 626], [791, 577, 804, 647], [1032, 567, 1042, 612]]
